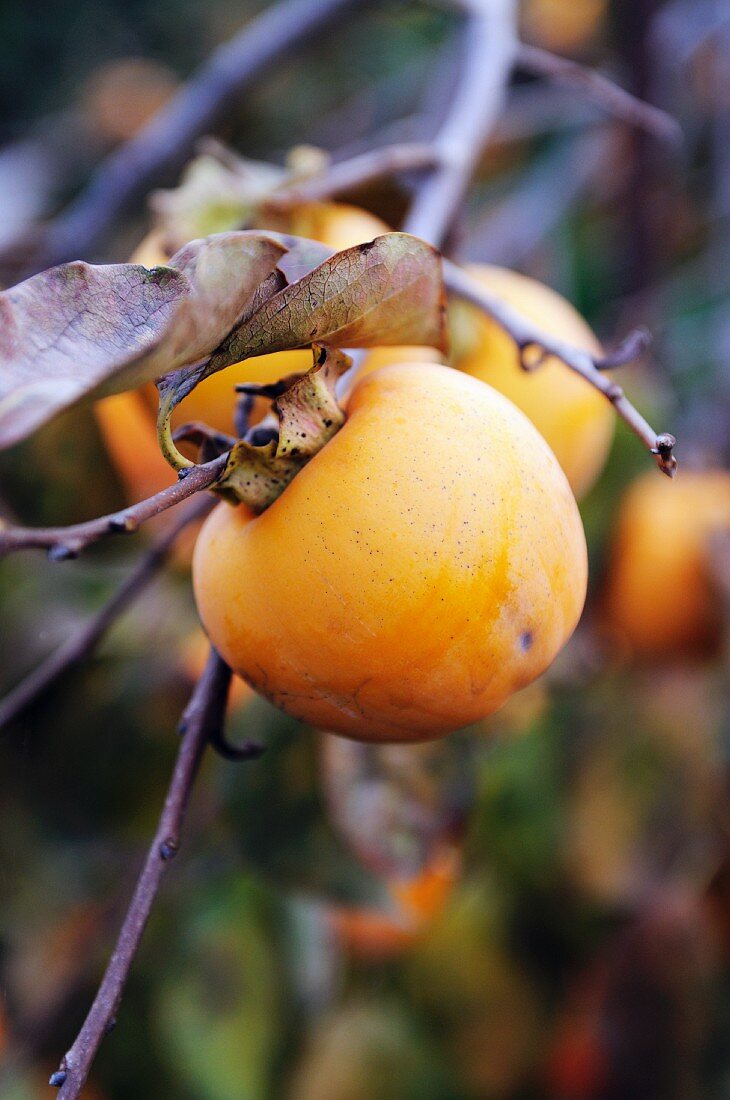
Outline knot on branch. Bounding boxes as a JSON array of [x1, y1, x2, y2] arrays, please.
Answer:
[[653, 433, 678, 478], [209, 725, 266, 761], [517, 340, 550, 372], [159, 838, 179, 861], [107, 514, 139, 535]]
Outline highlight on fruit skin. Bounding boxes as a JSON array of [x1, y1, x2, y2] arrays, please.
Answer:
[[193, 361, 588, 743], [602, 469, 730, 660], [454, 264, 615, 500]]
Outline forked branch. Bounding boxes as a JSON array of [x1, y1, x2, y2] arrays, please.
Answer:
[[0, 0, 361, 282]]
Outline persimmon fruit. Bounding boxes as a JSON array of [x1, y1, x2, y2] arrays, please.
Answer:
[[455, 265, 614, 499], [603, 469, 730, 658], [193, 362, 587, 743]]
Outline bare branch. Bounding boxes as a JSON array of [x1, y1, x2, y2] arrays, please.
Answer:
[[443, 259, 677, 476], [263, 142, 439, 209], [0, 453, 227, 558], [516, 43, 683, 146], [50, 647, 234, 1099], [0, 0, 361, 282], [0, 497, 212, 731], [404, 0, 519, 246]]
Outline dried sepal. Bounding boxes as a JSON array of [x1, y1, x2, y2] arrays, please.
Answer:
[[213, 346, 351, 511]]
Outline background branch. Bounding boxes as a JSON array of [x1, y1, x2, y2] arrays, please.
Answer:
[[0, 453, 227, 558], [264, 142, 439, 209], [0, 497, 212, 731], [516, 42, 683, 145], [51, 647, 233, 1099], [403, 0, 518, 246], [0, 0, 360, 282]]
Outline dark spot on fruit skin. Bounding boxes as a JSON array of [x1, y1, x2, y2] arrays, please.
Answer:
[[520, 630, 533, 652]]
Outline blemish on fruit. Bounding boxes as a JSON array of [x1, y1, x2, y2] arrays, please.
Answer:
[[520, 630, 533, 652]]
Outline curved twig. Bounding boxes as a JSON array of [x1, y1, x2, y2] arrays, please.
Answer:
[[516, 43, 683, 146], [443, 259, 677, 476], [0, 497, 213, 731], [50, 648, 234, 1099], [0, 453, 227, 558]]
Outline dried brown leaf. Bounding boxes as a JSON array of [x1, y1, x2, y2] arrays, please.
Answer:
[[0, 233, 286, 449]]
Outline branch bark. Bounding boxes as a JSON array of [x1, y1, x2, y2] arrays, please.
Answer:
[[51, 648, 233, 1099], [0, 497, 212, 730], [264, 142, 439, 209], [0, 453, 226, 558], [404, 0, 519, 247], [516, 43, 683, 145]]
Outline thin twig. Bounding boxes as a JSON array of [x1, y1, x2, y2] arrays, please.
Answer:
[[50, 648, 233, 1099], [0, 0, 361, 282], [0, 453, 227, 558], [443, 259, 677, 475], [516, 43, 683, 146], [0, 498, 212, 731], [404, 0, 518, 246], [263, 142, 439, 209]]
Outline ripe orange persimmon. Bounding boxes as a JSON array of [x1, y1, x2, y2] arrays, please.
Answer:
[[193, 362, 587, 743], [603, 469, 730, 659], [354, 344, 444, 383], [455, 265, 614, 500]]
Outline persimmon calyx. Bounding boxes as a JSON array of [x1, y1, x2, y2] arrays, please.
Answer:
[[212, 345, 352, 511]]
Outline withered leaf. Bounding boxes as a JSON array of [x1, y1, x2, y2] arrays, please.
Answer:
[[212, 232, 446, 369], [0, 232, 286, 450]]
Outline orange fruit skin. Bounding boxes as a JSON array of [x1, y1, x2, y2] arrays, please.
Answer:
[[603, 470, 730, 658], [456, 265, 614, 500], [95, 390, 177, 500], [192, 362, 587, 743], [285, 201, 388, 251]]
